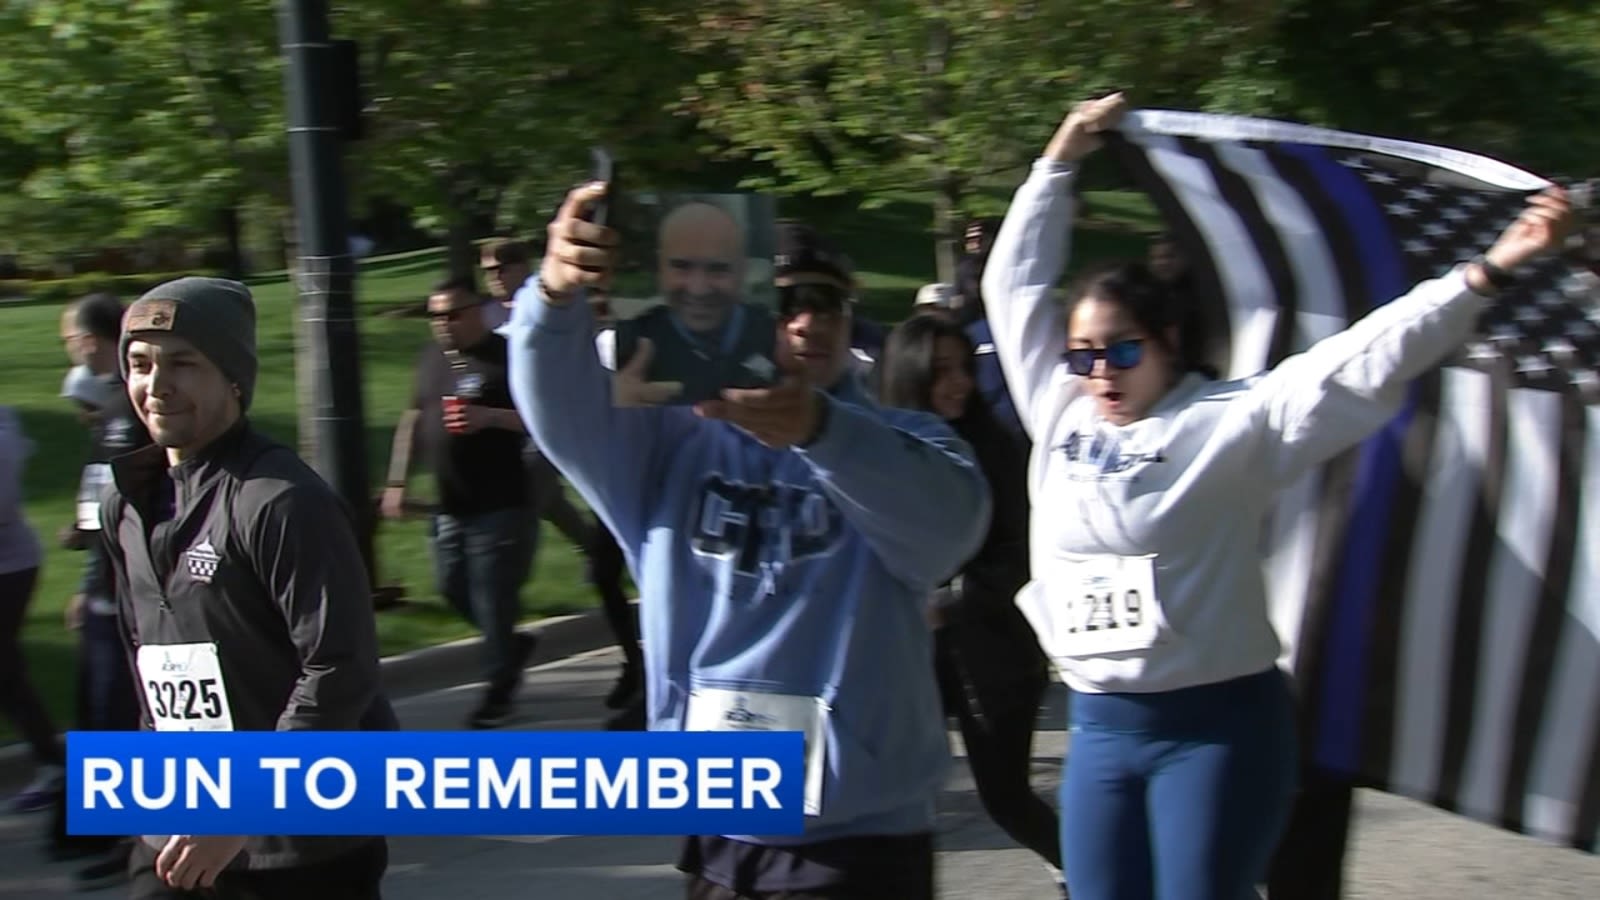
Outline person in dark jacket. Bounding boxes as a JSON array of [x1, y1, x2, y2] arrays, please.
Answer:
[[952, 217, 1027, 440], [102, 277, 396, 899], [953, 217, 1002, 316], [49, 293, 150, 888], [482, 241, 642, 712], [382, 277, 540, 730], [878, 312, 1064, 891], [59, 294, 147, 733], [0, 408, 63, 811]]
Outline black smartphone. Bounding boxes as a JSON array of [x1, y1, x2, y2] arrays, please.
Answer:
[[585, 146, 615, 227]]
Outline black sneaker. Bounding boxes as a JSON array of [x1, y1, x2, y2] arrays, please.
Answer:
[[605, 664, 641, 710], [604, 696, 646, 731], [515, 631, 539, 668], [506, 631, 539, 700], [75, 845, 131, 892], [468, 698, 515, 730]]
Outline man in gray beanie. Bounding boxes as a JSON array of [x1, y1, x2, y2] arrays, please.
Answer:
[[119, 277, 259, 434], [100, 276, 397, 897]]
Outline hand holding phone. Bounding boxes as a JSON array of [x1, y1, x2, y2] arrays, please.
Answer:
[[539, 150, 621, 300], [584, 147, 615, 228]]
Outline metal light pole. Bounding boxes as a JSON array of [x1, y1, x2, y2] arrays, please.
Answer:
[[278, 0, 383, 600]]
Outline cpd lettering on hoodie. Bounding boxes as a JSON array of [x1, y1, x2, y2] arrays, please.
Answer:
[[689, 474, 847, 581]]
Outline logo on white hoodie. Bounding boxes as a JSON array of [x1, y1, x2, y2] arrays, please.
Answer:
[[1060, 427, 1166, 479]]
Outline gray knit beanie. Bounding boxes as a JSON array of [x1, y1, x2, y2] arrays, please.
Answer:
[[119, 277, 259, 412]]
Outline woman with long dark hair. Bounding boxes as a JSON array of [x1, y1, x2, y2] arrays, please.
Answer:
[[982, 92, 1573, 899], [879, 314, 1063, 884]]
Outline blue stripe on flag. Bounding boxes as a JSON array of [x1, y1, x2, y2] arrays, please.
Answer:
[[1277, 143, 1411, 774]]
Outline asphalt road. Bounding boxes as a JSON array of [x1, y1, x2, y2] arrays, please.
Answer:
[[2, 647, 1596, 898]]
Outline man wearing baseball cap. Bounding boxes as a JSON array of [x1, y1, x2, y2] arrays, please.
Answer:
[[510, 188, 990, 899], [99, 277, 396, 898]]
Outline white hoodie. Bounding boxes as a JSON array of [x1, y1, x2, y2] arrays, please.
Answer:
[[983, 159, 1493, 695]]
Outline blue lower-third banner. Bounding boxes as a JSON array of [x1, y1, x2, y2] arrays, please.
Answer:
[[66, 731, 805, 836]]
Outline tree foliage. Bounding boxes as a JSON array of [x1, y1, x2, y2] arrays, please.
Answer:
[[337, 0, 706, 273], [0, 0, 284, 267], [1234, 0, 1600, 177], [656, 0, 1277, 277], [0, 0, 1595, 273]]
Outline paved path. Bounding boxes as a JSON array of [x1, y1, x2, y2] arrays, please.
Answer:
[[2, 648, 1596, 897]]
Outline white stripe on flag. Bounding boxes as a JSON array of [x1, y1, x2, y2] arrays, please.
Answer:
[[1523, 404, 1600, 845], [1459, 387, 1564, 821], [1139, 134, 1277, 379], [1211, 141, 1352, 671], [1209, 141, 1348, 347], [1391, 368, 1491, 795]]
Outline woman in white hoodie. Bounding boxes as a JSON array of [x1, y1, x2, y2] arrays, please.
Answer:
[[982, 93, 1573, 900]]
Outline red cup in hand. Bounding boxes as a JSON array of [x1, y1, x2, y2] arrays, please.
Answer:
[[442, 395, 466, 434]]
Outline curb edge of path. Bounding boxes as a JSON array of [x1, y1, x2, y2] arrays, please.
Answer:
[[376, 607, 621, 700], [0, 606, 627, 789]]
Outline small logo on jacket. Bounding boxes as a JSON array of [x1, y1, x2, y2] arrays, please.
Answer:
[[103, 416, 134, 450], [454, 372, 483, 400], [184, 538, 221, 584], [724, 697, 778, 728]]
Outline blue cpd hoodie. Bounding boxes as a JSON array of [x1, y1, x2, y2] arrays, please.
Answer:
[[507, 284, 991, 844]]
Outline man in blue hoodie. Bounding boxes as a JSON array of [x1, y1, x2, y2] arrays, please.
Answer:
[[508, 184, 991, 899]]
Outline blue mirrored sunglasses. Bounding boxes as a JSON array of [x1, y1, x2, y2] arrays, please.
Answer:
[[1062, 339, 1144, 376]]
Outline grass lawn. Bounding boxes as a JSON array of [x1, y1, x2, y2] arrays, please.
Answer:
[[1, 187, 1158, 740]]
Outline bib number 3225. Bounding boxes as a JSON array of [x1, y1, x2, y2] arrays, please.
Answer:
[[135, 643, 235, 732], [1054, 555, 1165, 657]]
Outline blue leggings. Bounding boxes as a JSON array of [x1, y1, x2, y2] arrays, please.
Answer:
[[1061, 668, 1299, 900]]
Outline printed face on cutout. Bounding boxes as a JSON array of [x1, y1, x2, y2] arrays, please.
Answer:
[[658, 203, 746, 336], [125, 333, 240, 457], [1067, 296, 1176, 427]]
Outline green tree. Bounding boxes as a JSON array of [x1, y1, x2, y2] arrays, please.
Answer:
[[1198, 1, 1600, 177], [658, 0, 1274, 278], [0, 0, 286, 273], [338, 0, 708, 276]]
